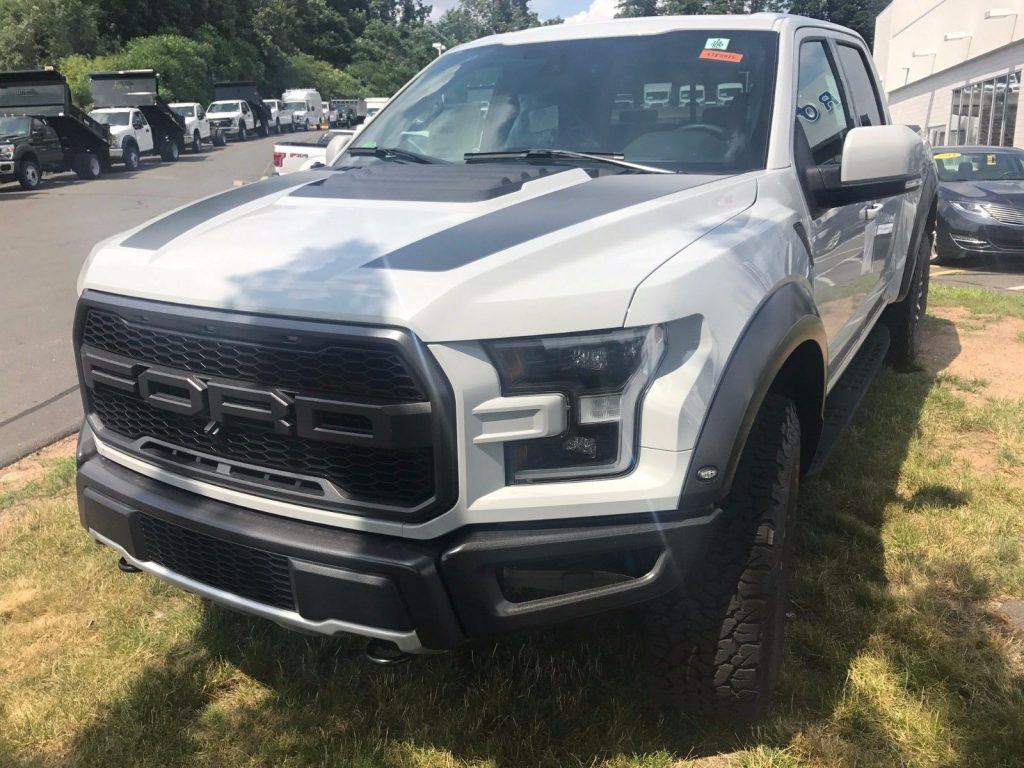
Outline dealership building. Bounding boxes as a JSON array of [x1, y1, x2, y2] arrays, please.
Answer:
[[874, 0, 1024, 148]]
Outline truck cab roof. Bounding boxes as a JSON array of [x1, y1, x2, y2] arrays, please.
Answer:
[[455, 13, 863, 51]]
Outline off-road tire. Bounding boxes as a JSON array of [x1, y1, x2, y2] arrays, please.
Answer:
[[123, 141, 140, 171], [288, 120, 295, 133], [645, 394, 800, 722], [191, 130, 202, 153], [238, 122, 248, 142], [16, 156, 41, 189], [275, 118, 281, 134], [882, 231, 930, 367], [213, 130, 226, 147], [74, 151, 101, 180]]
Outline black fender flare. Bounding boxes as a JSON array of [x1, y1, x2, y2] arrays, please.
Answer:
[[677, 279, 827, 512], [897, 171, 939, 301]]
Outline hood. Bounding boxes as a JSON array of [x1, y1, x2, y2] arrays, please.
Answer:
[[79, 163, 757, 341], [941, 179, 1024, 207], [0, 132, 28, 142]]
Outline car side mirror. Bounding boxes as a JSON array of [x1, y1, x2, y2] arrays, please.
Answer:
[[808, 125, 923, 209], [324, 134, 351, 166]]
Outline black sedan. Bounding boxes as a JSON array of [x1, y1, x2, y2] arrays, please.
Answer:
[[932, 146, 1024, 263]]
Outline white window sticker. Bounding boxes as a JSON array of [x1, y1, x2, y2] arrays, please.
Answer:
[[705, 37, 730, 51]]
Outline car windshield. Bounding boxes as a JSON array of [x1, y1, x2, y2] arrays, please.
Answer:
[[172, 106, 195, 117], [350, 30, 778, 173], [208, 102, 240, 113], [0, 115, 31, 135], [934, 150, 1024, 182], [90, 111, 130, 126], [283, 102, 305, 111]]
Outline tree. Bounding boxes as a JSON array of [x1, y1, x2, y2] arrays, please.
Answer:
[[785, 0, 888, 46], [0, 0, 102, 70], [435, 0, 542, 44]]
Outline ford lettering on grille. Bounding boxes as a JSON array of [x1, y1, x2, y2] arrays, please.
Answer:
[[80, 346, 433, 450]]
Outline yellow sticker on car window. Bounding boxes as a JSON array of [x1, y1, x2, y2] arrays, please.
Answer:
[[933, 152, 961, 160], [987, 154, 997, 165]]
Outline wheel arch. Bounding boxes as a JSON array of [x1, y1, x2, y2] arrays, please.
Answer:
[[19, 150, 39, 167], [676, 280, 827, 513], [897, 175, 939, 301]]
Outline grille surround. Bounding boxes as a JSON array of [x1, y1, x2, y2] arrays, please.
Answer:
[[75, 292, 458, 521]]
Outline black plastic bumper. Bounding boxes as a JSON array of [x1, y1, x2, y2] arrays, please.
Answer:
[[937, 203, 1024, 258], [76, 428, 720, 651]]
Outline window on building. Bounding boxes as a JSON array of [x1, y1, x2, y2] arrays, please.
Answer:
[[947, 70, 1020, 147]]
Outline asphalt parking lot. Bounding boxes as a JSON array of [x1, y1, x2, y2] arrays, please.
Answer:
[[931, 256, 1024, 293], [0, 134, 280, 465]]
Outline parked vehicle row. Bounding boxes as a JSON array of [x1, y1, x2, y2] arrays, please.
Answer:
[[1, 66, 385, 190]]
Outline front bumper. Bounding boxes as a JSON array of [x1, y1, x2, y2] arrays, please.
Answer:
[[937, 203, 1024, 257], [0, 160, 14, 177], [77, 426, 719, 652]]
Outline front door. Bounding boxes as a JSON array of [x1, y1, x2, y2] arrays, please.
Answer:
[[794, 37, 881, 366]]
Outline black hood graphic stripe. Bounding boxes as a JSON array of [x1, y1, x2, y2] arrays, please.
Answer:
[[364, 173, 718, 272], [122, 171, 325, 250]]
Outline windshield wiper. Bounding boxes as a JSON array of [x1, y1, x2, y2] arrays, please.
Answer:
[[347, 146, 437, 164], [464, 148, 672, 174]]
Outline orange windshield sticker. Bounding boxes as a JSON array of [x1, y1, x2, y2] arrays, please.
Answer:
[[699, 49, 744, 63]]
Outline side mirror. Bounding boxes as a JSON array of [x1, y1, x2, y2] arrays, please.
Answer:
[[808, 125, 923, 209], [324, 134, 351, 165]]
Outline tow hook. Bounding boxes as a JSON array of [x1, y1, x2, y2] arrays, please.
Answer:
[[365, 639, 411, 666], [117, 557, 141, 573]]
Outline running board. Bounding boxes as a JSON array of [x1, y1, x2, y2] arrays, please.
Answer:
[[807, 323, 890, 476]]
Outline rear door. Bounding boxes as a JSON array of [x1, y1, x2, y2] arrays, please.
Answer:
[[794, 36, 873, 363]]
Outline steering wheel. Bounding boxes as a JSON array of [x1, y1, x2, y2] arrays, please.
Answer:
[[677, 123, 727, 139]]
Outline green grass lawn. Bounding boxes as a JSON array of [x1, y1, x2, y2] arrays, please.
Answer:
[[1, 287, 1022, 768]]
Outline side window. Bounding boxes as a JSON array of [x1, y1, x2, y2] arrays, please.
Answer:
[[241, 102, 250, 114], [197, 106, 205, 120], [796, 40, 852, 165], [31, 118, 44, 134], [837, 43, 885, 127], [132, 112, 144, 130]]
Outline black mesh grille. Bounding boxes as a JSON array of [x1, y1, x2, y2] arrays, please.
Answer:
[[82, 309, 426, 402], [139, 514, 295, 610], [92, 387, 434, 503]]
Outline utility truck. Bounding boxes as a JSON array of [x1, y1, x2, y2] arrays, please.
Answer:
[[210, 81, 271, 138], [169, 102, 223, 150], [88, 70, 186, 167], [0, 69, 110, 188], [74, 14, 937, 721]]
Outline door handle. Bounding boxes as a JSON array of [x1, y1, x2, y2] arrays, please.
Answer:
[[861, 202, 884, 221]]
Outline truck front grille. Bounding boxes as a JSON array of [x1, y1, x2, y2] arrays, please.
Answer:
[[139, 514, 295, 610], [75, 296, 456, 521]]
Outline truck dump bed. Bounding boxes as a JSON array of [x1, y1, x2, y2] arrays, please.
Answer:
[[0, 69, 110, 157], [213, 80, 271, 136], [89, 70, 185, 150]]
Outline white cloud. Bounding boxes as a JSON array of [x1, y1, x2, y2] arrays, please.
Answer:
[[562, 0, 617, 24]]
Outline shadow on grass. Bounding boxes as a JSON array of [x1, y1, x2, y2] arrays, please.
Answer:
[[64, 315, 1022, 766]]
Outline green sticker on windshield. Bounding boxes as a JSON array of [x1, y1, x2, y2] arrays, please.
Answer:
[[705, 37, 730, 51]]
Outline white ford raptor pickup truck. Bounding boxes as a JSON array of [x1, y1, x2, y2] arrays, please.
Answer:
[[73, 14, 937, 720]]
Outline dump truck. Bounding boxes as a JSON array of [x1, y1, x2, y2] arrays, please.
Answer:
[[212, 81, 271, 137], [88, 70, 186, 164], [0, 69, 110, 188]]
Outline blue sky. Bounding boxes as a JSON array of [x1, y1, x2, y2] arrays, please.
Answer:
[[429, 0, 617, 25]]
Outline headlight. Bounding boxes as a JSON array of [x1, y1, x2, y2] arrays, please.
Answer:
[[0, 144, 14, 160], [949, 200, 991, 217], [486, 326, 665, 482]]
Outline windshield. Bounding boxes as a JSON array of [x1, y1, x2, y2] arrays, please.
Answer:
[[208, 102, 240, 113], [283, 102, 306, 111], [0, 115, 31, 135], [352, 30, 777, 172], [934, 150, 1024, 182], [172, 105, 195, 117], [90, 111, 130, 126]]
